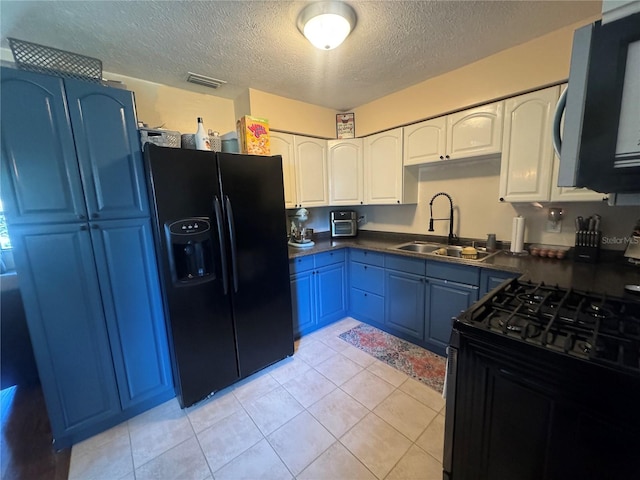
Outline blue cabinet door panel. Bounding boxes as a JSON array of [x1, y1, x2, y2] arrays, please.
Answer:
[[385, 270, 425, 341], [0, 68, 87, 225], [65, 79, 148, 219], [316, 263, 346, 326], [289, 256, 314, 274], [385, 254, 426, 276], [480, 269, 518, 297], [290, 270, 315, 337], [90, 218, 172, 409], [349, 249, 385, 266], [350, 262, 384, 295], [426, 279, 479, 352], [9, 223, 120, 440], [426, 261, 479, 286], [350, 287, 384, 326], [315, 249, 346, 268]]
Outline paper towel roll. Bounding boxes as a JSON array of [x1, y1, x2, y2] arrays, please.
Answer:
[[510, 216, 525, 253]]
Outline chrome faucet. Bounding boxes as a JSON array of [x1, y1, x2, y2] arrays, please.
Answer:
[[428, 192, 457, 245]]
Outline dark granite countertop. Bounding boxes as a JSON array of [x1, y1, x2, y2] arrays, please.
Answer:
[[288, 231, 640, 299]]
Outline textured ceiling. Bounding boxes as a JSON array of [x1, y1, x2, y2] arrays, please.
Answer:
[[0, 1, 601, 111]]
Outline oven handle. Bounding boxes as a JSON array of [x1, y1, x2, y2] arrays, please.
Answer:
[[443, 346, 458, 476]]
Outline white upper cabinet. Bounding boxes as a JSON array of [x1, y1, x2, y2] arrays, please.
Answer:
[[293, 135, 328, 207], [499, 86, 559, 203], [327, 138, 364, 206], [403, 117, 447, 165], [403, 102, 503, 166], [447, 101, 504, 159], [364, 128, 417, 205], [270, 132, 297, 208]]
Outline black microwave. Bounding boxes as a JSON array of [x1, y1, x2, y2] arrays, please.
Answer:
[[554, 11, 640, 197]]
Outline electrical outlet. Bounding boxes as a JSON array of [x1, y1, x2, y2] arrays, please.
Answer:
[[545, 220, 562, 233], [359, 214, 367, 224]]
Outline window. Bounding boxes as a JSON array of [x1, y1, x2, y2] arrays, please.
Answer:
[[0, 200, 12, 250]]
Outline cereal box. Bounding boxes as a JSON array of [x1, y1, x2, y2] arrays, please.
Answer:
[[236, 116, 270, 155]]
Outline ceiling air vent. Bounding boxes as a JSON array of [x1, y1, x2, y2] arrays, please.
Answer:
[[186, 72, 227, 89]]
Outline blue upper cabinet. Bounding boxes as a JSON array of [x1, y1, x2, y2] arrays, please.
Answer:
[[64, 79, 149, 219], [0, 68, 87, 225]]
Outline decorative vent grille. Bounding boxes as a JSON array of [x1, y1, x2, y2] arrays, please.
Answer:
[[186, 72, 227, 89]]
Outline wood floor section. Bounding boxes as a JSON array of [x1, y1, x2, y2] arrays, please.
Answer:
[[1, 385, 70, 480]]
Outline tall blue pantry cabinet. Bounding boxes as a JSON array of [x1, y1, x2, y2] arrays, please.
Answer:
[[0, 67, 173, 448]]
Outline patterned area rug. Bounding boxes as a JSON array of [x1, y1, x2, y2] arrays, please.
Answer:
[[339, 324, 446, 392]]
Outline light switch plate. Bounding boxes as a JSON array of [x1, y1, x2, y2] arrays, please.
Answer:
[[546, 220, 562, 233]]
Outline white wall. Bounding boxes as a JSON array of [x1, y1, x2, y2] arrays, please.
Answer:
[[300, 158, 640, 250]]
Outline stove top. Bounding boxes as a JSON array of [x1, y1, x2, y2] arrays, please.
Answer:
[[458, 279, 640, 374]]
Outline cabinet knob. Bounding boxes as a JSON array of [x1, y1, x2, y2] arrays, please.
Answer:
[[602, 197, 608, 202], [499, 197, 505, 202], [439, 156, 444, 160], [445, 155, 450, 159], [360, 201, 363, 205], [364, 266, 368, 270], [397, 200, 400, 204], [78, 214, 86, 220], [364, 293, 367, 297]]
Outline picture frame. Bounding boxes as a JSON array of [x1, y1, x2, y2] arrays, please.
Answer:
[[336, 113, 355, 139]]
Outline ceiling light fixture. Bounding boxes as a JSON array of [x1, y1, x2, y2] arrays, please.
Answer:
[[297, 1, 357, 51]]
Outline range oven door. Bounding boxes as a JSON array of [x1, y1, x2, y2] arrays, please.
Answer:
[[442, 342, 458, 480]]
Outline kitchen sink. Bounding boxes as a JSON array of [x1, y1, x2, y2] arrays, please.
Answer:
[[390, 241, 498, 261]]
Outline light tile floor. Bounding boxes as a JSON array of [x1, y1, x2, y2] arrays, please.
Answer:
[[69, 318, 446, 480]]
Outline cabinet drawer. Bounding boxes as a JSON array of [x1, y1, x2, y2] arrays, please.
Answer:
[[289, 255, 314, 274], [350, 262, 384, 295], [350, 287, 384, 325], [349, 249, 384, 266], [315, 249, 345, 268], [385, 254, 426, 275], [426, 261, 479, 286]]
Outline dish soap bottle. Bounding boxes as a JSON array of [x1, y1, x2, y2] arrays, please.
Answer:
[[195, 117, 211, 151]]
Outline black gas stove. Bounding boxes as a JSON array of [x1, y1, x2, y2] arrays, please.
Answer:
[[445, 278, 640, 480], [457, 278, 640, 374]]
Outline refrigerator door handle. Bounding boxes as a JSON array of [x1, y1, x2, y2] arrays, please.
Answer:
[[225, 195, 239, 293], [213, 196, 229, 295]]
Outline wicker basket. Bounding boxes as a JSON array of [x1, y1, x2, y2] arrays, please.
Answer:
[[8, 38, 102, 83], [139, 128, 181, 149]]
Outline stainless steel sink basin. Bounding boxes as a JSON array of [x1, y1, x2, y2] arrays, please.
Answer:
[[390, 241, 498, 261], [393, 242, 442, 254]]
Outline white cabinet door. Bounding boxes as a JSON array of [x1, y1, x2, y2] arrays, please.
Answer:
[[364, 128, 404, 205], [270, 132, 297, 208], [328, 139, 363, 206], [499, 87, 558, 202], [294, 136, 328, 207], [447, 102, 504, 159], [403, 117, 447, 165]]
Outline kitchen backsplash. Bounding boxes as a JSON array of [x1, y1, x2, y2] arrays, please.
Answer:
[[289, 158, 639, 250]]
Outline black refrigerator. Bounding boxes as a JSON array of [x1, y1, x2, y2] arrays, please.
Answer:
[[144, 144, 294, 408]]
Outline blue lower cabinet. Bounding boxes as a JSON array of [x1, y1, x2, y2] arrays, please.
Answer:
[[289, 251, 346, 338], [9, 223, 122, 447], [350, 287, 384, 326], [290, 269, 316, 337], [385, 269, 425, 341], [316, 263, 346, 327], [9, 219, 173, 448], [425, 278, 479, 355], [90, 218, 173, 410], [480, 269, 518, 297]]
